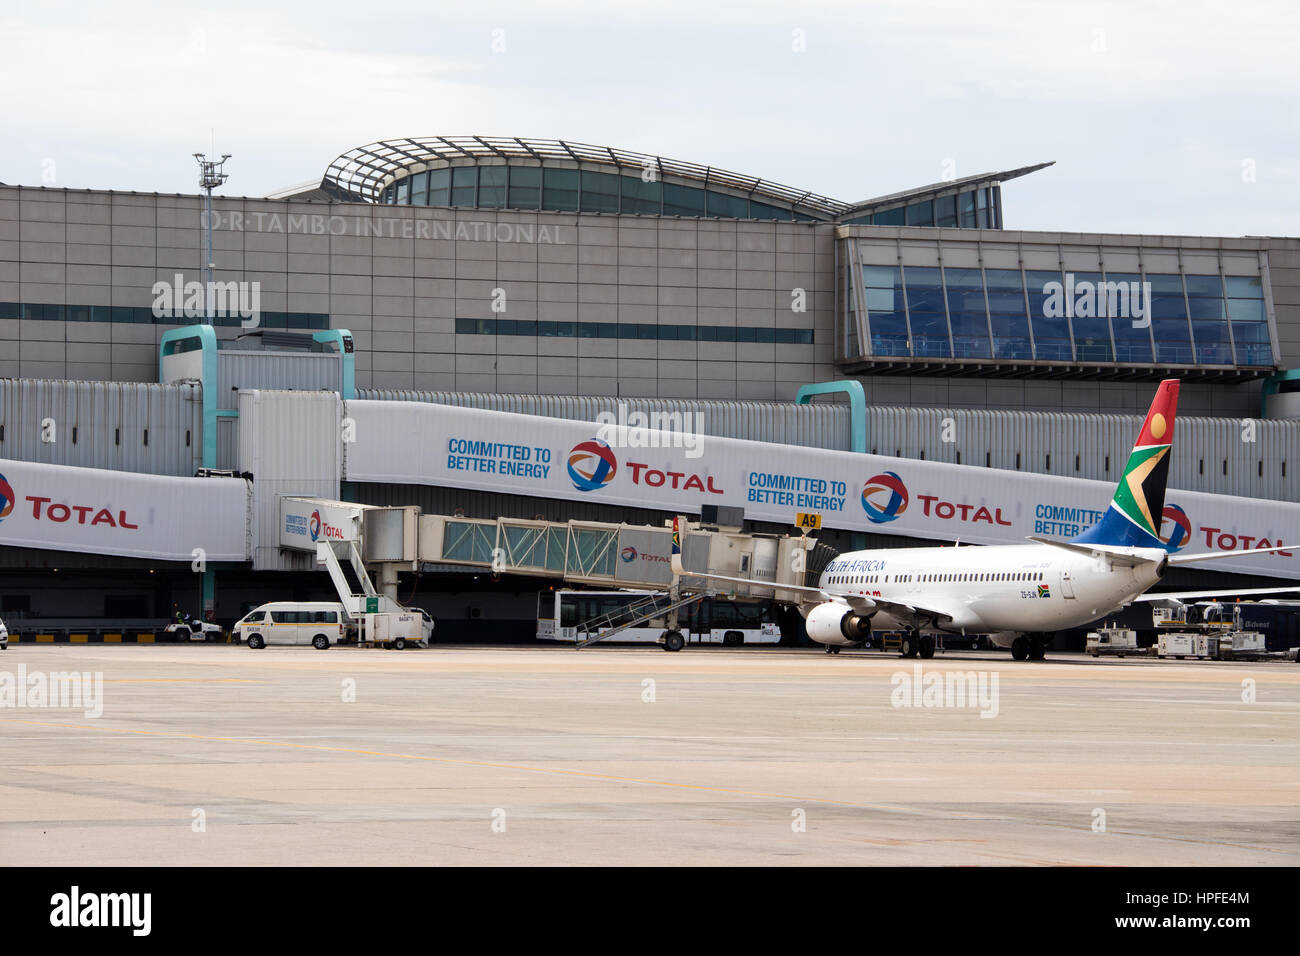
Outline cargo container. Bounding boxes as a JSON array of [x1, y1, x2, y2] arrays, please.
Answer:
[[1158, 633, 1198, 659]]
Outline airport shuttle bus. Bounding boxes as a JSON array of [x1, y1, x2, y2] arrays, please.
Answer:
[[537, 589, 781, 646]]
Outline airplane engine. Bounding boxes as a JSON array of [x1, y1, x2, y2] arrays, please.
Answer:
[[805, 602, 873, 646]]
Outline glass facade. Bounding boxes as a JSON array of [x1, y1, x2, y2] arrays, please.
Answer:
[[0, 302, 329, 329], [1185, 274, 1231, 365], [862, 266, 908, 356], [842, 185, 1001, 229], [379, 163, 819, 220], [1107, 272, 1153, 363], [906, 267, 950, 357], [986, 269, 1031, 359], [455, 318, 813, 344], [1069, 272, 1113, 363], [848, 250, 1277, 370], [1147, 273, 1192, 364], [943, 267, 989, 359], [1227, 275, 1270, 365]]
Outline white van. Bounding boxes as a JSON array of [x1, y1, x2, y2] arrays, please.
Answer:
[[0, 614, 8, 650], [235, 602, 347, 650]]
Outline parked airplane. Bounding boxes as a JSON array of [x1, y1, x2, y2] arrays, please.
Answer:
[[672, 379, 1296, 659]]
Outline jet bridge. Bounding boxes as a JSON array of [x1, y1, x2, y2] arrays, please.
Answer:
[[275, 494, 816, 650], [417, 512, 815, 601], [279, 495, 816, 603]]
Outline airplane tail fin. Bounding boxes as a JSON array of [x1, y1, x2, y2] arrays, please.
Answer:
[[670, 515, 684, 576], [1072, 378, 1180, 549]]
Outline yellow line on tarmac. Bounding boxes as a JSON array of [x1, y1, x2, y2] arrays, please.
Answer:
[[102, 678, 266, 684]]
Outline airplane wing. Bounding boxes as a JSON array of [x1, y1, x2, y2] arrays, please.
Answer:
[[1133, 586, 1300, 603], [1029, 536, 1294, 568], [862, 595, 956, 629], [1165, 545, 1294, 565]]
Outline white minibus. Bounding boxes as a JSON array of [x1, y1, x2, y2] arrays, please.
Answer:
[[235, 602, 347, 649]]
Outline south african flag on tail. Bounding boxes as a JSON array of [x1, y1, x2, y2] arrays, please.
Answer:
[[1074, 379, 1179, 549]]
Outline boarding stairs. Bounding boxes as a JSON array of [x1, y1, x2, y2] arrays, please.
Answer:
[[575, 591, 711, 649]]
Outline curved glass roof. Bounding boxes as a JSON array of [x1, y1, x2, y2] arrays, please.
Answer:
[[323, 136, 848, 219], [320, 137, 1052, 226]]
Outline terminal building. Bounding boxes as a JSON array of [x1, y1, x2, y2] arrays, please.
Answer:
[[1, 136, 1298, 641]]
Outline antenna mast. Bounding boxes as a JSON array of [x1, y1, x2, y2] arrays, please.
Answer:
[[193, 152, 231, 320]]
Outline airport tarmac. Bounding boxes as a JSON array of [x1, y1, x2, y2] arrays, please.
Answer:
[[2, 644, 1298, 866]]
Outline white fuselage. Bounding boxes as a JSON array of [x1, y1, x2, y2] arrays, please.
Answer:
[[813, 543, 1165, 646]]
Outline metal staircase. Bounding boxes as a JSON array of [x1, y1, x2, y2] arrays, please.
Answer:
[[575, 591, 711, 649]]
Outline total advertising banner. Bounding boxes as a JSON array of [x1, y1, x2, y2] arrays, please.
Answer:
[[343, 401, 1300, 580], [279, 497, 369, 552], [0, 458, 249, 561]]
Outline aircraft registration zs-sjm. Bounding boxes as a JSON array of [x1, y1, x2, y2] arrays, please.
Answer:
[[673, 379, 1296, 660]]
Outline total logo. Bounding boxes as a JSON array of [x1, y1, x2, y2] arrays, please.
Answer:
[[568, 439, 618, 492], [862, 472, 1012, 527], [861, 472, 908, 523], [21, 493, 138, 529], [1158, 502, 1290, 556], [1159, 504, 1192, 552], [620, 545, 669, 565], [627, 462, 723, 494], [309, 509, 345, 541], [0, 472, 14, 522], [566, 439, 724, 495]]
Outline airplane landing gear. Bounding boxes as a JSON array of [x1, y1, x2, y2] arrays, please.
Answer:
[[1011, 635, 1047, 661], [824, 644, 841, 654], [900, 631, 919, 658], [918, 635, 936, 659]]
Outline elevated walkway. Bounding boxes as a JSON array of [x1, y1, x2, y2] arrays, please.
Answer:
[[420, 513, 811, 600]]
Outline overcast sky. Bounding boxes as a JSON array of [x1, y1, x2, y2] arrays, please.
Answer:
[[2, 0, 1295, 236]]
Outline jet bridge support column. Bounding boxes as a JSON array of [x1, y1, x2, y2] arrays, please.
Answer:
[[378, 564, 400, 605]]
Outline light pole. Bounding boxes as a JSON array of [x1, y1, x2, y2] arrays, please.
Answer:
[[193, 152, 231, 321]]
